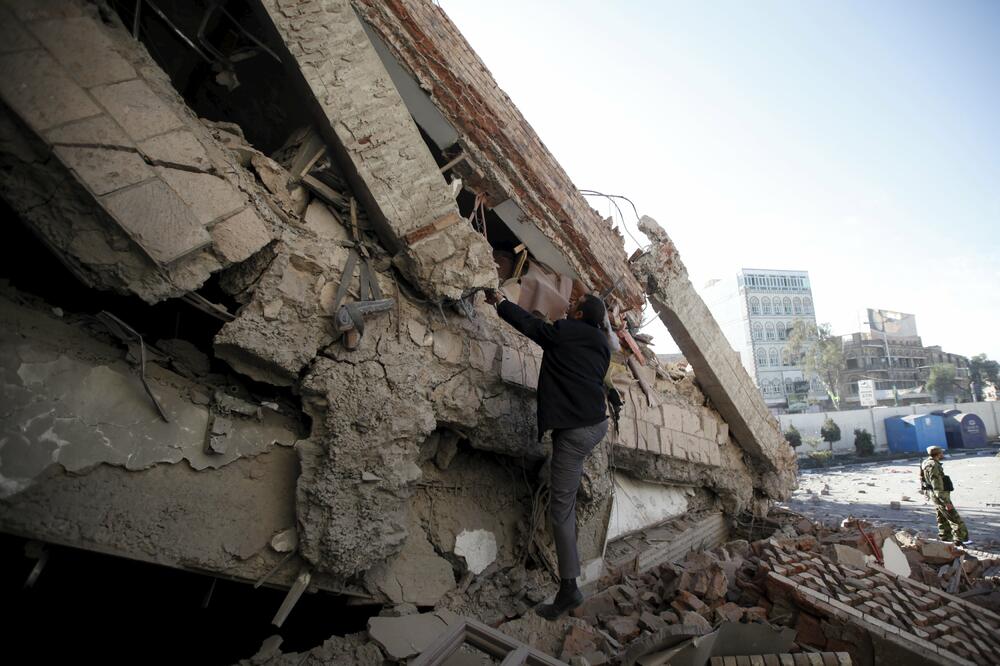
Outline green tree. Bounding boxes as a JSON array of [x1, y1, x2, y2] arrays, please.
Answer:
[[786, 321, 845, 409], [925, 364, 957, 402], [820, 417, 841, 453], [784, 424, 802, 448], [853, 428, 874, 457], [969, 354, 1000, 401]]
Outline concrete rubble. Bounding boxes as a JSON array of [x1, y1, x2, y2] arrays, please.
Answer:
[[0, 0, 820, 662]]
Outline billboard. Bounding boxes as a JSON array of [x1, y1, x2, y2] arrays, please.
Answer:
[[867, 309, 918, 337]]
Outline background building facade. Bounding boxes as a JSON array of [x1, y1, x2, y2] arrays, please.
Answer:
[[841, 309, 971, 405], [703, 268, 820, 412]]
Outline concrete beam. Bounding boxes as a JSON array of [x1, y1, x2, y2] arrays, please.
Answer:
[[630, 216, 797, 501], [255, 0, 495, 301]]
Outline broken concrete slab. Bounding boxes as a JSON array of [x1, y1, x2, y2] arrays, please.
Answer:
[[26, 15, 136, 88], [139, 129, 213, 172], [156, 167, 246, 226], [368, 518, 455, 606], [54, 145, 153, 196], [0, 287, 298, 494], [826, 544, 873, 571], [101, 178, 212, 265], [367, 610, 461, 660], [0, 49, 101, 132], [881, 537, 911, 578], [90, 78, 185, 142], [210, 208, 273, 264], [921, 541, 959, 564]]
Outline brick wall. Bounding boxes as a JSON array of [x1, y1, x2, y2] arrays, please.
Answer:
[[259, 0, 495, 302], [352, 0, 645, 311]]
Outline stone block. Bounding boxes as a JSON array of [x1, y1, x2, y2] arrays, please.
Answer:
[[210, 208, 272, 264], [679, 611, 712, 633], [714, 602, 744, 624], [662, 403, 683, 430], [657, 427, 672, 456], [700, 410, 719, 441], [920, 541, 958, 564], [469, 339, 497, 372], [28, 16, 136, 88], [303, 200, 349, 242], [681, 409, 701, 435], [572, 590, 617, 623], [91, 78, 183, 141], [795, 611, 826, 648], [157, 167, 245, 225], [716, 421, 729, 445], [54, 145, 152, 195], [0, 49, 100, 131], [139, 129, 212, 171], [604, 616, 640, 643], [102, 179, 211, 264], [46, 113, 133, 147], [432, 329, 463, 364]]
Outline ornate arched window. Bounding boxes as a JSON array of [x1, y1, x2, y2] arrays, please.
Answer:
[[765, 322, 775, 340], [750, 297, 760, 315], [785, 378, 795, 395], [776, 322, 786, 340], [769, 349, 779, 366], [761, 297, 772, 315], [781, 348, 790, 366], [793, 297, 802, 314], [782, 297, 792, 314], [752, 323, 763, 341], [803, 297, 813, 314], [756, 348, 767, 366]]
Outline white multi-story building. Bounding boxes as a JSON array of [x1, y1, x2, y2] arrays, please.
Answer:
[[702, 268, 820, 412]]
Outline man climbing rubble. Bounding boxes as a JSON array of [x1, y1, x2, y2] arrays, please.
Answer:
[[485, 289, 611, 620], [920, 445, 970, 546]]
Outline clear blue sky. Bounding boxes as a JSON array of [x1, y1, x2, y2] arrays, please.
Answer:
[[440, 0, 1000, 361]]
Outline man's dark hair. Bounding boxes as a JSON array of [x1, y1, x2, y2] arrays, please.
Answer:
[[577, 294, 606, 327]]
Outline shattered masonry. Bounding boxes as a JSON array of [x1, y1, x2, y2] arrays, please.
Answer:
[[0, 0, 795, 630]]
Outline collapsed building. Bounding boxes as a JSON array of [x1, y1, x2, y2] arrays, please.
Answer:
[[0, 0, 798, 661]]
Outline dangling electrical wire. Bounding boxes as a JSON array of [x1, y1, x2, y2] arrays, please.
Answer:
[[579, 189, 649, 251]]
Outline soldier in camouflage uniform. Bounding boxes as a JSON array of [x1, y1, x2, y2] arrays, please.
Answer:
[[920, 446, 969, 545]]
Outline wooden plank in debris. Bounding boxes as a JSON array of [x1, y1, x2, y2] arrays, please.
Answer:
[[289, 128, 327, 181], [272, 567, 311, 627], [301, 174, 347, 208], [404, 211, 463, 245], [410, 618, 567, 666]]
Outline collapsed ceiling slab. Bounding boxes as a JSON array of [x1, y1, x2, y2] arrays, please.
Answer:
[[0, 3, 277, 304]]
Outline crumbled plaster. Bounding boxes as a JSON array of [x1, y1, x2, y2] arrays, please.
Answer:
[[0, 287, 297, 498]]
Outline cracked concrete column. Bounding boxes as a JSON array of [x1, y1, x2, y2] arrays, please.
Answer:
[[630, 216, 797, 501], [256, 0, 495, 301]]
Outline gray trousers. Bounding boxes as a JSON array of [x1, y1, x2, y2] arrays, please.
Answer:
[[550, 419, 609, 579]]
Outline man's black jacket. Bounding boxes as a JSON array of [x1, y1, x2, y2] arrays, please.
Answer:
[[497, 300, 610, 438]]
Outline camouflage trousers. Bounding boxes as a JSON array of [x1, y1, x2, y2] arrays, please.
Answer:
[[932, 492, 968, 542]]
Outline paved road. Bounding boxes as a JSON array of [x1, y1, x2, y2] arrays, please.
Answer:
[[779, 450, 1000, 548]]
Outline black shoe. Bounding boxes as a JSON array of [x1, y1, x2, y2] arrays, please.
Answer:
[[535, 584, 583, 621]]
